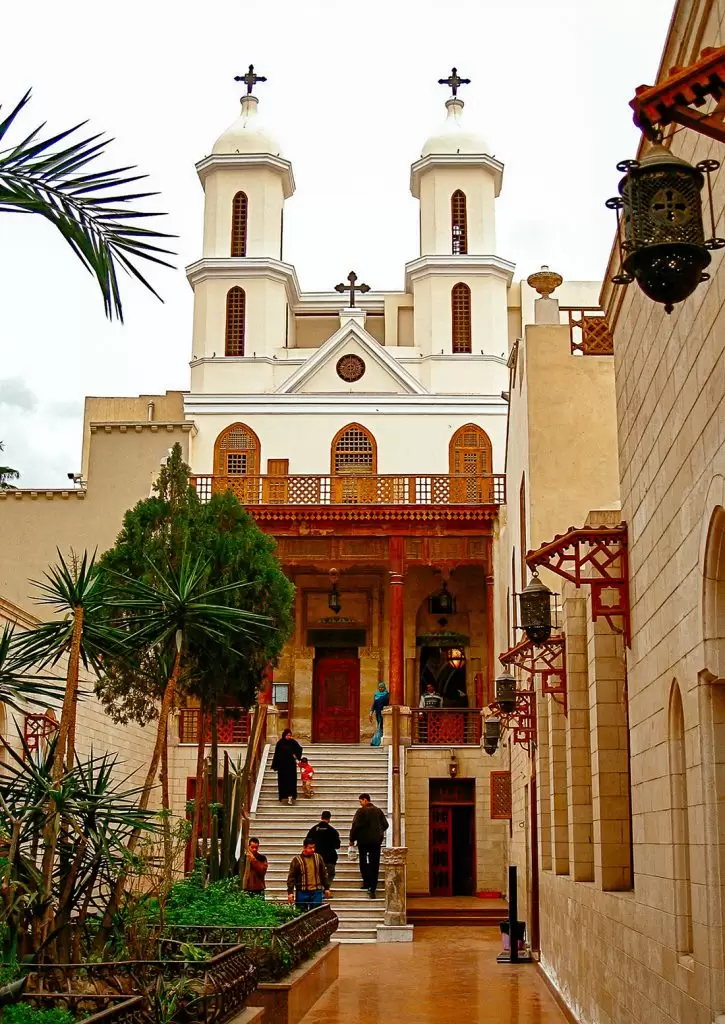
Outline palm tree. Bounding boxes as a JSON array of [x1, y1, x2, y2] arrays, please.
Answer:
[[0, 623, 63, 713], [0, 441, 18, 489], [0, 91, 174, 322]]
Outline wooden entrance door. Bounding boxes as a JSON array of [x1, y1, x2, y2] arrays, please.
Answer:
[[430, 806, 453, 896], [313, 653, 360, 743]]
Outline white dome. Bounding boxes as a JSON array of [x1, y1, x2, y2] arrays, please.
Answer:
[[212, 95, 283, 157], [421, 98, 490, 157]]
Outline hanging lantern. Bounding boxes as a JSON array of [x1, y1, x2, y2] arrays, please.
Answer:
[[495, 672, 517, 713], [607, 145, 725, 313], [446, 647, 466, 671], [519, 573, 553, 645], [483, 716, 501, 756], [328, 568, 341, 615], [429, 579, 455, 615]]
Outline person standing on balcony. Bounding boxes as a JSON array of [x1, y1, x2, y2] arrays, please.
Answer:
[[271, 728, 303, 805], [287, 839, 331, 909], [418, 682, 443, 743], [349, 793, 389, 898], [369, 681, 390, 746]]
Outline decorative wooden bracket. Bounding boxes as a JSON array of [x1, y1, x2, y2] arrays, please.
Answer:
[[630, 46, 725, 145], [492, 688, 537, 754], [499, 634, 567, 714], [525, 524, 630, 646]]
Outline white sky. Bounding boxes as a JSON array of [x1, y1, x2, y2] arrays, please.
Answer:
[[0, 0, 673, 487]]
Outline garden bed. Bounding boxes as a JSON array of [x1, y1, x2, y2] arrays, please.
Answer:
[[6, 994, 146, 1024]]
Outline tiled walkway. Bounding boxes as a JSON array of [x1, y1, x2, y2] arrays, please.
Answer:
[[301, 927, 570, 1023]]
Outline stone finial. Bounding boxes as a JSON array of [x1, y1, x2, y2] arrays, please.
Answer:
[[526, 265, 563, 298]]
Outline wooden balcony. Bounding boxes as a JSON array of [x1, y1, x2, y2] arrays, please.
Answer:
[[178, 708, 251, 745], [190, 474, 505, 506], [411, 709, 483, 746]]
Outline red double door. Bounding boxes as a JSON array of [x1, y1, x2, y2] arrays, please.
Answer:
[[312, 651, 360, 744]]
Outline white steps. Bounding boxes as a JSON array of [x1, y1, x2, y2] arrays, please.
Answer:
[[250, 743, 388, 943]]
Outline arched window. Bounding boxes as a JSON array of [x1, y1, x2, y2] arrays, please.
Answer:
[[451, 283, 472, 354], [213, 422, 260, 477], [231, 192, 248, 257], [331, 423, 377, 475], [669, 682, 693, 955], [225, 287, 246, 356], [451, 190, 467, 255], [449, 424, 493, 502]]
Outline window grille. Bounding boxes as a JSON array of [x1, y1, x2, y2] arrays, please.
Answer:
[[225, 287, 246, 356], [231, 192, 248, 257], [451, 283, 472, 353], [450, 424, 491, 474], [451, 190, 468, 255], [332, 425, 375, 475], [226, 453, 248, 475], [213, 423, 260, 477]]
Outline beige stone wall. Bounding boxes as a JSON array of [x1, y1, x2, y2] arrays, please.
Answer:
[[404, 746, 508, 894]]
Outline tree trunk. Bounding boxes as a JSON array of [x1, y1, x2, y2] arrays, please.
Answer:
[[92, 647, 182, 953], [161, 731, 172, 879], [209, 701, 219, 881], [188, 700, 207, 871]]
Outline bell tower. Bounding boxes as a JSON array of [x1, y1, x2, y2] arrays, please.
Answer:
[[406, 70, 513, 358], [187, 67, 295, 372]]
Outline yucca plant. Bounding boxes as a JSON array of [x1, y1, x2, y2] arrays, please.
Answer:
[[0, 91, 174, 322], [0, 625, 63, 713]]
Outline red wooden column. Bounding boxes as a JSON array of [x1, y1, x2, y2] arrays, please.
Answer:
[[486, 574, 495, 707], [388, 536, 406, 706], [258, 664, 273, 705]]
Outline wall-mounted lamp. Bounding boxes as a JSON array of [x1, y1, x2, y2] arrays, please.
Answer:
[[495, 672, 517, 713], [446, 646, 466, 671], [448, 749, 459, 778], [519, 572, 553, 645], [483, 717, 501, 756], [328, 568, 341, 616]]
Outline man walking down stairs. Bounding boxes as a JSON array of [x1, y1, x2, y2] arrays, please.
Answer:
[[250, 744, 388, 943]]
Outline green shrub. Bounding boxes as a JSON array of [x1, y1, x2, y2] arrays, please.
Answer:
[[164, 875, 299, 928], [1, 1006, 75, 1024]]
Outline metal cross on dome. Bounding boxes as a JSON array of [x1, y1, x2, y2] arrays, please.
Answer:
[[335, 271, 370, 307], [234, 64, 267, 95], [438, 67, 471, 98]]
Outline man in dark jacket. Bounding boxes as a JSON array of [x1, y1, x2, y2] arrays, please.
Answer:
[[349, 793, 389, 898], [305, 811, 341, 883]]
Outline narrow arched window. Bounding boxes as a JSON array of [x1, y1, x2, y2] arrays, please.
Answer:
[[331, 423, 377, 475], [231, 192, 248, 257], [452, 283, 472, 354], [225, 287, 246, 356], [451, 190, 467, 255], [669, 683, 693, 955], [213, 422, 260, 477]]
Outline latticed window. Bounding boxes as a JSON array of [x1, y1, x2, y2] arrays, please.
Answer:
[[213, 423, 260, 476], [231, 192, 248, 257], [332, 424, 376, 475], [451, 190, 467, 255], [225, 287, 246, 356], [451, 283, 471, 353], [450, 424, 492, 477]]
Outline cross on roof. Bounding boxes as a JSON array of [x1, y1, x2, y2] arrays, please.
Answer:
[[234, 64, 267, 95], [438, 67, 470, 98], [335, 271, 370, 307]]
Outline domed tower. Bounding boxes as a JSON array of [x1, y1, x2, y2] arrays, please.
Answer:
[[187, 67, 295, 374], [406, 71, 513, 358]]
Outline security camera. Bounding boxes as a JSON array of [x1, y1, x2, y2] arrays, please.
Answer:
[[67, 472, 85, 486]]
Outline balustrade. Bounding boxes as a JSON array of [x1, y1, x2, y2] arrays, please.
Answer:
[[178, 708, 250, 745], [410, 708, 483, 746]]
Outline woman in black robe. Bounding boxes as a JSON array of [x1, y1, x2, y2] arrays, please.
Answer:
[[271, 728, 303, 804]]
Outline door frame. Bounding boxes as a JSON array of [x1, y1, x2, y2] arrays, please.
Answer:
[[429, 778, 477, 896], [312, 650, 361, 743]]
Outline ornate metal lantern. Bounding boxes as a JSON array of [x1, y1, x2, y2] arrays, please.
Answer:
[[519, 573, 553, 645], [446, 647, 466, 671], [328, 568, 341, 615], [429, 579, 455, 615], [607, 145, 724, 313], [483, 717, 501, 756], [495, 672, 517, 713]]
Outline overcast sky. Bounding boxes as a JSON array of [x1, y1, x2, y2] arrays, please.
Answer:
[[0, 0, 672, 487]]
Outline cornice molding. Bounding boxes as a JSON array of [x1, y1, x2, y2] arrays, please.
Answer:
[[185, 257, 302, 306], [250, 505, 498, 524], [0, 489, 86, 501], [404, 254, 515, 291], [410, 153, 504, 198], [195, 153, 295, 198], [183, 393, 508, 416], [88, 421, 194, 434]]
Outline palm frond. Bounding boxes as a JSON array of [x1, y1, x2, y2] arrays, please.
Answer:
[[0, 624, 64, 712], [0, 90, 175, 321]]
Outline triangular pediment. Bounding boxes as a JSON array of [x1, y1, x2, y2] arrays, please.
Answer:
[[275, 320, 427, 395]]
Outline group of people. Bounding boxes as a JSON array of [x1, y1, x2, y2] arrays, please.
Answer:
[[245, 726, 389, 906]]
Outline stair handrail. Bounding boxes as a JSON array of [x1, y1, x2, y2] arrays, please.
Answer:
[[240, 704, 268, 852], [250, 743, 270, 815]]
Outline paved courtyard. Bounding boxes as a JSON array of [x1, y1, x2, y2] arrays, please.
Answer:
[[301, 927, 569, 1023]]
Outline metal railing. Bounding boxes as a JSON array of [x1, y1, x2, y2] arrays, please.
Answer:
[[178, 708, 251, 745], [411, 708, 483, 746], [191, 473, 506, 506], [561, 307, 614, 356]]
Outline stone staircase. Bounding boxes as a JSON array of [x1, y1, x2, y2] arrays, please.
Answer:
[[250, 743, 388, 943]]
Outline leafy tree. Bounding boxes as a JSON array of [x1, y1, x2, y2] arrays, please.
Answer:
[[0, 441, 18, 489], [0, 91, 174, 322]]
